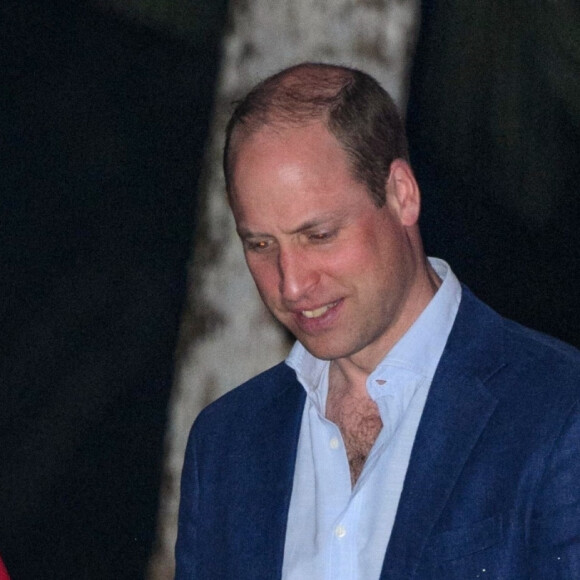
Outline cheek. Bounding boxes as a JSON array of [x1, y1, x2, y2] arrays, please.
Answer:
[[247, 258, 280, 297], [326, 236, 379, 276]]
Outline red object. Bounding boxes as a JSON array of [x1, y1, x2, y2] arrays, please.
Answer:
[[0, 555, 10, 580]]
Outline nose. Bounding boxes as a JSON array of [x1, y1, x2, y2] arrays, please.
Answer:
[[278, 247, 319, 302]]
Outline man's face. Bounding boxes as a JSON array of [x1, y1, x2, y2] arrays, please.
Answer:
[[230, 121, 426, 370]]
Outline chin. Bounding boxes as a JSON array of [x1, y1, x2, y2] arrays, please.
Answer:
[[298, 339, 351, 362]]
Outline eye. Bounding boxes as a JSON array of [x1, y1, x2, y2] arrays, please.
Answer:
[[308, 230, 336, 243], [245, 238, 272, 252]]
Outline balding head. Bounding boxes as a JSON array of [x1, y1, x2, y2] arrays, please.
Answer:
[[223, 63, 408, 207]]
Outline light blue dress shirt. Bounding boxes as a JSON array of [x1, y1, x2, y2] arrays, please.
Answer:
[[282, 258, 462, 580]]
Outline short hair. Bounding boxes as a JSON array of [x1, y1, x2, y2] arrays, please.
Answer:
[[223, 62, 409, 207]]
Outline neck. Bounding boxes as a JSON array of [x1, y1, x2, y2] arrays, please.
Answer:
[[329, 358, 370, 400], [329, 256, 441, 397]]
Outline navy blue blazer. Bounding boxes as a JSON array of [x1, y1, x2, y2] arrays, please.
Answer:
[[176, 288, 580, 579]]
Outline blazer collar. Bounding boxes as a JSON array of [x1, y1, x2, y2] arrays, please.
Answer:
[[380, 287, 505, 579], [243, 364, 306, 579]]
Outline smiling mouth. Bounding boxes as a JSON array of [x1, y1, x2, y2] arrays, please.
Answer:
[[301, 301, 340, 319]]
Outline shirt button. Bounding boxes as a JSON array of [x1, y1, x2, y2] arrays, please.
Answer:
[[329, 437, 340, 449], [334, 525, 347, 538]]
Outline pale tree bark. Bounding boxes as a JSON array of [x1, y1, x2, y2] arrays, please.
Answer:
[[148, 1, 419, 578]]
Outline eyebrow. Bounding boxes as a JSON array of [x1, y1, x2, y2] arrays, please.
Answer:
[[287, 217, 332, 235], [237, 209, 350, 240], [237, 228, 269, 240]]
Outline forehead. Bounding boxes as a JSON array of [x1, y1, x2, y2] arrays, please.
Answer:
[[230, 122, 353, 195], [229, 122, 373, 231], [232, 119, 340, 161]]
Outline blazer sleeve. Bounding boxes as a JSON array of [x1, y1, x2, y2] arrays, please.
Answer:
[[175, 425, 199, 579], [529, 400, 580, 578]]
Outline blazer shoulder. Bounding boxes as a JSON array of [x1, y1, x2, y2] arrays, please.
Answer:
[[501, 317, 580, 395], [454, 286, 580, 396], [193, 361, 302, 430], [457, 286, 580, 397], [501, 315, 580, 364]]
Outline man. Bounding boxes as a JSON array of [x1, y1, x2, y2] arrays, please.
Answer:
[[176, 63, 580, 579]]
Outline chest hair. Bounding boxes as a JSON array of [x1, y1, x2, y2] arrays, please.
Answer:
[[326, 388, 383, 487]]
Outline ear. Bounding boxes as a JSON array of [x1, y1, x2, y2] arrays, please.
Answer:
[[385, 159, 421, 227]]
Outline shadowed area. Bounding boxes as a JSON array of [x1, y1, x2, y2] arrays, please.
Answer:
[[407, 0, 580, 347], [0, 0, 227, 577]]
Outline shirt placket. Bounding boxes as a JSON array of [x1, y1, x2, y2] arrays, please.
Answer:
[[328, 479, 364, 580]]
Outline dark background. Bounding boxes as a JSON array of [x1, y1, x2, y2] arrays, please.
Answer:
[[1, 0, 579, 578], [0, 0, 227, 577], [408, 0, 580, 348]]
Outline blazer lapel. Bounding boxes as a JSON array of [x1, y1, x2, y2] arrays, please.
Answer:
[[380, 288, 505, 579], [235, 364, 306, 579]]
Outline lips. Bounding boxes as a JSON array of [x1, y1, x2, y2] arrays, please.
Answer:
[[282, 298, 344, 337], [301, 300, 340, 319]]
